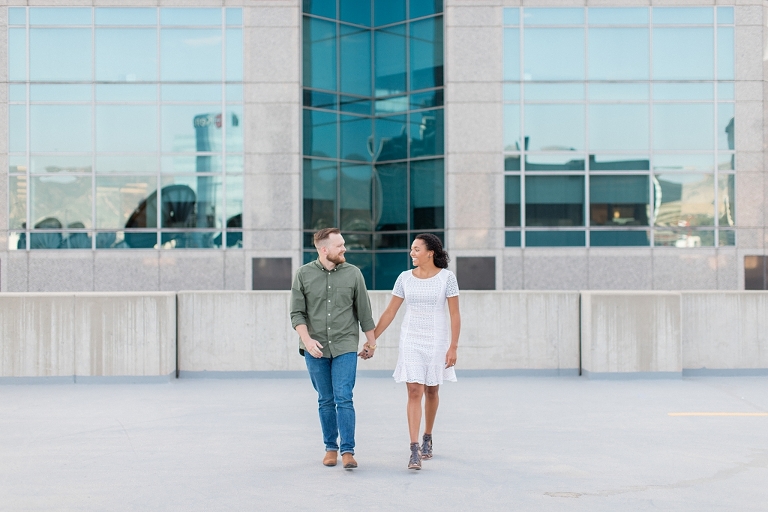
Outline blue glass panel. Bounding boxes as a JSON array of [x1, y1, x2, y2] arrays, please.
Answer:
[[376, 94, 409, 115], [503, 29, 520, 81], [525, 176, 584, 226], [162, 84, 221, 102], [524, 8, 584, 25], [160, 8, 222, 26], [30, 8, 91, 25], [524, 83, 583, 101], [504, 104, 520, 152], [718, 103, 734, 151], [410, 0, 442, 19], [226, 107, 243, 153], [589, 83, 648, 101], [96, 155, 158, 174], [9, 105, 26, 153], [375, 26, 407, 96], [160, 155, 221, 174], [717, 27, 734, 80], [410, 90, 443, 109], [653, 104, 714, 150], [9, 28, 26, 81], [374, 115, 407, 161], [590, 231, 649, 246], [304, 251, 316, 264], [30, 29, 92, 81], [524, 104, 585, 152], [504, 84, 520, 101], [588, 8, 648, 25], [375, 233, 408, 249], [589, 155, 649, 171], [653, 154, 714, 172], [96, 84, 157, 102], [375, 252, 408, 290], [303, 0, 335, 19], [303, 109, 337, 158], [653, 83, 713, 101], [96, 106, 157, 153], [505, 231, 521, 247], [304, 90, 337, 110], [162, 106, 223, 153], [525, 154, 585, 171], [30, 84, 91, 102], [717, 7, 734, 25], [340, 25, 372, 95], [375, 163, 407, 230], [31, 105, 92, 152], [30, 155, 91, 174], [341, 96, 372, 115], [410, 159, 444, 229], [96, 29, 157, 82], [226, 29, 243, 82], [345, 252, 372, 289], [653, 28, 713, 80], [589, 175, 649, 226], [504, 8, 519, 26], [375, 0, 405, 27], [160, 174, 225, 229], [505, 176, 520, 227], [9, 176, 27, 230], [526, 231, 585, 247], [9, 84, 26, 102], [524, 28, 584, 81], [588, 104, 649, 151], [718, 82, 734, 100], [410, 17, 443, 90], [226, 84, 243, 103], [653, 7, 713, 25], [505, 155, 521, 171], [588, 28, 648, 80], [96, 8, 157, 25], [31, 175, 93, 231], [409, 109, 444, 158], [161, 29, 222, 81], [304, 159, 337, 230], [226, 155, 243, 173], [340, 164, 373, 231], [226, 8, 243, 26], [340, 0, 370, 26], [340, 115, 372, 161], [303, 17, 337, 91], [9, 8, 25, 25], [653, 173, 714, 227]]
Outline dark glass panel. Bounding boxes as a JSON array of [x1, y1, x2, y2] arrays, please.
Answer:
[[590, 175, 649, 226], [410, 17, 443, 90], [504, 155, 521, 171], [375, 0, 405, 27], [340, 96, 372, 115], [303, 17, 337, 91], [344, 252, 372, 289], [303, 109, 338, 158], [375, 233, 408, 249], [525, 175, 584, 226], [589, 155, 649, 171], [410, 90, 443, 109], [410, 0, 442, 19], [341, 0, 370, 26], [505, 176, 520, 227], [505, 231, 521, 247], [375, 163, 407, 231], [304, 251, 317, 264], [526, 231, 585, 247], [304, 90, 338, 110], [340, 115, 372, 161], [525, 154, 585, 171], [590, 231, 650, 247], [375, 252, 408, 290], [375, 25, 407, 96], [719, 230, 735, 247], [303, 0, 335, 18], [345, 233, 372, 250], [160, 231, 220, 249], [375, 116, 407, 162], [304, 232, 315, 249], [410, 159, 444, 229], [340, 164, 374, 232], [409, 109, 444, 158], [303, 158, 337, 230], [340, 25, 372, 96]]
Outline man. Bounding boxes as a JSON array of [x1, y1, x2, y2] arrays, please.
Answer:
[[290, 228, 377, 469]]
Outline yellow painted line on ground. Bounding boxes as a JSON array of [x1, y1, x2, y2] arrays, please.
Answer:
[[668, 412, 768, 417]]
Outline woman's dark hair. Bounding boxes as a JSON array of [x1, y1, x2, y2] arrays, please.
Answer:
[[415, 233, 450, 269]]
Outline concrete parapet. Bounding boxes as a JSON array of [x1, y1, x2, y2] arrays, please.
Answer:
[[581, 292, 682, 378], [682, 292, 768, 374]]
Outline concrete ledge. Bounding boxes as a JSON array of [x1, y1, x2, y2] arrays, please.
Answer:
[[179, 370, 306, 379], [582, 370, 682, 380], [682, 368, 768, 377], [456, 369, 580, 377], [73, 373, 175, 384], [0, 376, 75, 385]]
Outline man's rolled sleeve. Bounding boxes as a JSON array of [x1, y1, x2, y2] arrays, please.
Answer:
[[290, 272, 308, 329], [354, 270, 376, 332]]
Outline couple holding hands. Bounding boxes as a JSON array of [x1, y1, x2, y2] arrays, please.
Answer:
[[290, 228, 461, 470]]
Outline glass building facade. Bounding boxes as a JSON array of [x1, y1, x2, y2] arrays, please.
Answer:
[[503, 7, 735, 248], [7, 7, 244, 250], [302, 0, 444, 289]]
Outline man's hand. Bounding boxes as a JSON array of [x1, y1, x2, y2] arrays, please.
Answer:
[[304, 338, 323, 358], [358, 344, 376, 360]]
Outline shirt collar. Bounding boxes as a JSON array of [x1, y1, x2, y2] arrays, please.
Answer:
[[313, 259, 344, 272]]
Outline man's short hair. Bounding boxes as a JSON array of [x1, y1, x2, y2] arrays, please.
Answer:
[[313, 228, 341, 247]]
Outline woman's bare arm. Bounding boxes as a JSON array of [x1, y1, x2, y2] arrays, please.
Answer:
[[374, 295, 404, 339]]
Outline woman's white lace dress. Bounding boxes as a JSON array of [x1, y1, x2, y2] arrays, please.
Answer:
[[391, 269, 460, 386]]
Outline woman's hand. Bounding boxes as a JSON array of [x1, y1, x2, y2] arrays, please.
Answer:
[[445, 346, 457, 369]]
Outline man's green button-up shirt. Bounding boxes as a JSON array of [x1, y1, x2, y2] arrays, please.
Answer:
[[290, 260, 375, 358]]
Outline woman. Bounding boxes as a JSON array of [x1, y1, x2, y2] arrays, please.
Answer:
[[374, 233, 461, 470]]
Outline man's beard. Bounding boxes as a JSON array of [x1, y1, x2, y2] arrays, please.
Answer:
[[327, 253, 346, 265]]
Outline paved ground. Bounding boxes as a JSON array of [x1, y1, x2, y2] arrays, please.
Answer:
[[1, 374, 767, 511]]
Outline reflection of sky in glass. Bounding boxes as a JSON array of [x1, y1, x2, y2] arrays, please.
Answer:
[[96, 8, 156, 25], [96, 106, 158, 153], [30, 29, 92, 81], [9, 28, 26, 81], [96, 29, 157, 82], [31, 105, 92, 153], [653, 83, 713, 101], [653, 104, 714, 150], [524, 28, 583, 81], [524, 8, 583, 25], [589, 83, 648, 101], [588, 28, 648, 80], [718, 103, 734, 151], [653, 7, 712, 25], [653, 154, 714, 172], [653, 28, 713, 80], [160, 29, 222, 82], [504, 105, 520, 151], [503, 29, 520, 81], [30, 8, 91, 25], [524, 104, 584, 151], [160, 8, 222, 26], [95, 176, 157, 228], [717, 27, 734, 80], [588, 8, 648, 25], [162, 105, 222, 152], [589, 104, 649, 151]]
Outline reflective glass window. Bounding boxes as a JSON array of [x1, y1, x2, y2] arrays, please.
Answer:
[[504, 8, 519, 26], [9, 155, 26, 173], [525, 176, 584, 226], [96, 155, 158, 174], [653, 7, 713, 25], [504, 105, 521, 152], [591, 231, 649, 247], [409, 109, 444, 158], [95, 8, 156, 26], [718, 82, 734, 101], [588, 28, 649, 80], [30, 84, 91, 102], [31, 176, 93, 233], [96, 29, 157, 82], [9, 8, 26, 25], [410, 160, 444, 230], [375, 0, 405, 27], [9, 105, 27, 154], [590, 175, 649, 226], [161, 8, 221, 26], [588, 83, 648, 101], [303, 109, 337, 158], [525, 154, 585, 171], [505, 231, 521, 247], [410, 17, 443, 91], [30, 8, 91, 25], [340, 0, 370, 26], [375, 163, 407, 231], [374, 116, 407, 161], [225, 108, 243, 153], [653, 83, 713, 101], [654, 228, 715, 247], [159, 174, 224, 229], [226, 8, 243, 26], [375, 252, 408, 290], [411, 0, 442, 19], [588, 104, 649, 151], [304, 158, 337, 230], [226, 29, 244, 82], [505, 176, 520, 227], [162, 106, 223, 153], [375, 26, 407, 96], [96, 176, 158, 229], [9, 28, 27, 81], [717, 27, 734, 81], [96, 106, 158, 153], [343, 96, 373, 115], [9, 176, 27, 230], [31, 155, 92, 174], [653, 154, 714, 172], [340, 115, 372, 161], [340, 164, 373, 232], [503, 84, 520, 102], [30, 105, 92, 153], [303, 0, 335, 19], [590, 155, 649, 171], [524, 8, 583, 25], [717, 7, 734, 25], [524, 104, 585, 152], [161, 155, 222, 174], [524, 83, 583, 101], [30, 28, 92, 81], [653, 104, 714, 150], [410, 90, 443, 109], [226, 84, 244, 103], [588, 8, 648, 25], [97, 84, 157, 103], [340, 25, 372, 96], [162, 84, 222, 103], [653, 28, 714, 80], [653, 173, 714, 227], [526, 231, 585, 247], [718, 174, 735, 227], [718, 103, 735, 151], [224, 175, 243, 227], [161, 29, 222, 82], [303, 18, 337, 92], [524, 28, 584, 81], [503, 29, 520, 81]]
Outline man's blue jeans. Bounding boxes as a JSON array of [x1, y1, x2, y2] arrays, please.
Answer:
[[304, 351, 357, 455]]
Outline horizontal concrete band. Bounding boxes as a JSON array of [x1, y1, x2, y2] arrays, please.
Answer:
[[2, 291, 768, 380]]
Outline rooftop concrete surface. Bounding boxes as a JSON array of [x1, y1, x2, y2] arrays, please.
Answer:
[[2, 374, 767, 511]]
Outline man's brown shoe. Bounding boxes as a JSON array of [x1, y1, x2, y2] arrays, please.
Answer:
[[323, 451, 338, 467], [342, 453, 358, 469]]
